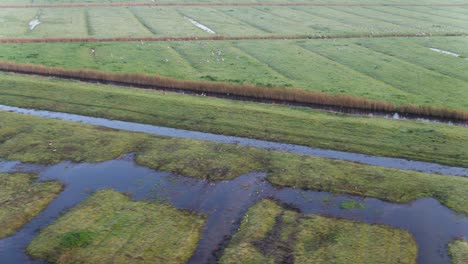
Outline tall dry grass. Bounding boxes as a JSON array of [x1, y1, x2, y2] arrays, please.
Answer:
[[0, 61, 466, 121]]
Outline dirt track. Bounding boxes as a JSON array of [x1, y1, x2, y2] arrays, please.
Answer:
[[1, 2, 467, 8]]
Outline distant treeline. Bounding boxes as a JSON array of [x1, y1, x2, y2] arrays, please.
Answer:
[[1, 2, 467, 8], [0, 61, 466, 121], [0, 33, 463, 44]]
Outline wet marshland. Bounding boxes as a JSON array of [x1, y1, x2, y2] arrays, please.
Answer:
[[0, 105, 467, 177], [0, 106, 467, 264], [0, 157, 467, 264]]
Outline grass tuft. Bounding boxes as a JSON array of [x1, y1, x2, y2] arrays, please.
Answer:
[[221, 199, 418, 264], [59, 231, 95, 249], [27, 190, 206, 264], [0, 173, 63, 238], [339, 200, 365, 210], [448, 240, 468, 264]]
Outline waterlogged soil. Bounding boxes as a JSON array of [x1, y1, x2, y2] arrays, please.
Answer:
[[0, 157, 466, 264], [0, 104, 467, 176]]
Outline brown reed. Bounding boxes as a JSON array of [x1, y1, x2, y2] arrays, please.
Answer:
[[0, 61, 466, 121]]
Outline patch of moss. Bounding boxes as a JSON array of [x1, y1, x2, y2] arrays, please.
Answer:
[[59, 231, 95, 249], [220, 200, 417, 264], [340, 200, 365, 210], [0, 173, 63, 238], [27, 190, 206, 264]]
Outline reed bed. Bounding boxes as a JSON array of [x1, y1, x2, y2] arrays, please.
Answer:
[[0, 33, 463, 44], [0, 61, 466, 121], [1, 2, 467, 8]]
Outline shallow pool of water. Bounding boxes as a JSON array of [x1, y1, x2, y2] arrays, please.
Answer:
[[0, 157, 466, 264]]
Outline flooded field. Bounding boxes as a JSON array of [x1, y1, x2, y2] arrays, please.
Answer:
[[0, 157, 466, 263]]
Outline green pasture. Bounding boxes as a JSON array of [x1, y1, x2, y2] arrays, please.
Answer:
[[0, 37, 467, 110], [0, 6, 466, 38]]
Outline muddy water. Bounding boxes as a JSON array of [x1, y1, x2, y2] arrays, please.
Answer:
[[0, 158, 466, 264], [0, 104, 466, 176]]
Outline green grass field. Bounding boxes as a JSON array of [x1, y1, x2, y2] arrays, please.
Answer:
[[27, 189, 206, 264], [0, 173, 63, 238], [0, 1, 467, 262], [448, 240, 468, 264], [0, 73, 466, 167], [1, 110, 468, 214], [0, 36, 466, 110], [220, 199, 417, 263], [0, 5, 466, 38]]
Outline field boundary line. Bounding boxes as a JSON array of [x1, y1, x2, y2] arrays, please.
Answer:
[[167, 44, 205, 74], [0, 33, 465, 44], [293, 43, 407, 96], [217, 9, 274, 33], [363, 6, 467, 31], [396, 6, 468, 22], [357, 43, 468, 84], [326, 6, 423, 31], [1, 3, 468, 8], [231, 45, 294, 82]]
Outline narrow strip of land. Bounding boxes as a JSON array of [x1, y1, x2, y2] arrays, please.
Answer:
[[0, 33, 463, 44], [1, 2, 468, 8]]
